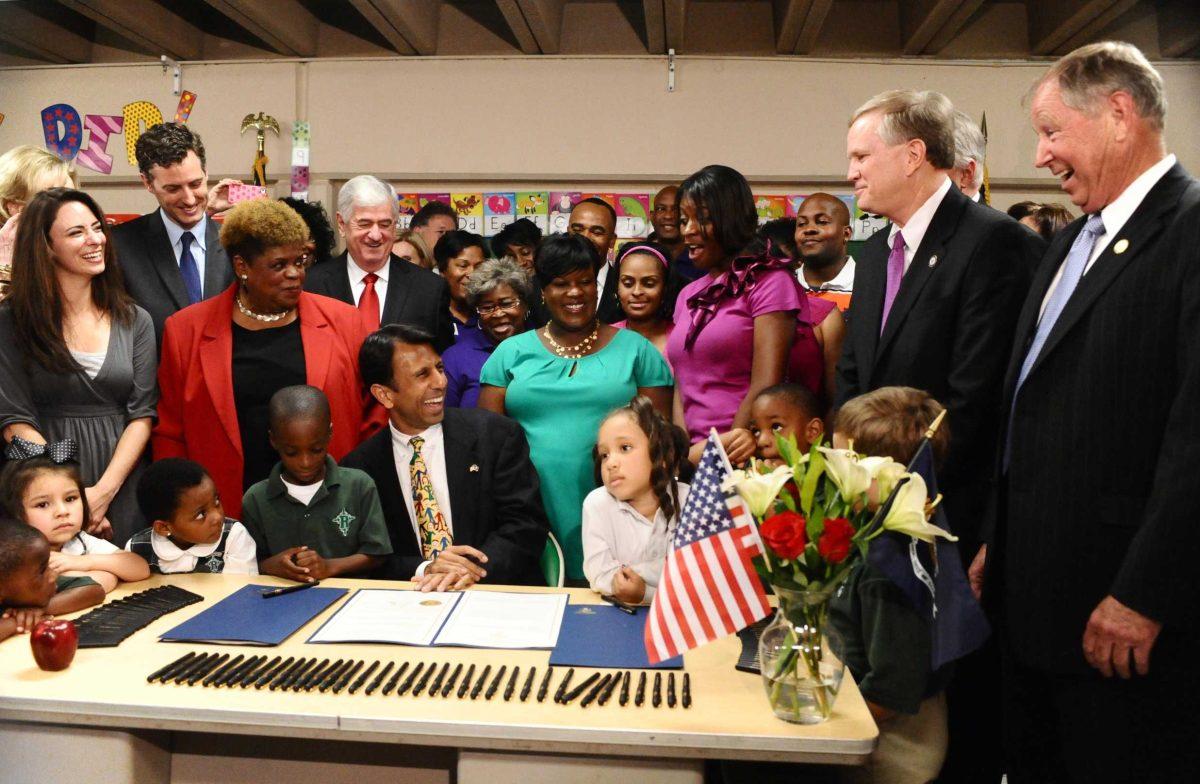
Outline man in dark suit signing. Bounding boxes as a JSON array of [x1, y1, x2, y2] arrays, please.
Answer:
[[342, 324, 549, 589], [304, 175, 453, 352], [112, 123, 234, 344], [971, 42, 1200, 781]]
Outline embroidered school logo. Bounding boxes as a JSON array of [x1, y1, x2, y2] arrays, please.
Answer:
[[331, 508, 355, 536], [206, 557, 224, 573]]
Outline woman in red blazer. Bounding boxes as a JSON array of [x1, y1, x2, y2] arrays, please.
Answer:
[[153, 199, 371, 518]]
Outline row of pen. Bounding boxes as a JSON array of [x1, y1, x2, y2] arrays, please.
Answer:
[[147, 652, 693, 708]]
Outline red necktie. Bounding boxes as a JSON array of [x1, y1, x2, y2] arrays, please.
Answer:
[[359, 272, 380, 333]]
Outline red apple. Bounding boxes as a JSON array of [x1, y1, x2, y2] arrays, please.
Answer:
[[30, 619, 78, 671]]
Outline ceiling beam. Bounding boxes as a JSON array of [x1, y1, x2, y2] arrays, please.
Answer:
[[57, 0, 202, 61], [1159, 0, 1200, 58], [1056, 0, 1139, 55], [348, 0, 440, 56], [773, 0, 834, 55], [643, 0, 666, 54], [202, 0, 320, 57], [494, 0, 564, 55], [0, 4, 92, 64], [664, 0, 686, 52], [1027, 0, 1130, 56], [794, 0, 833, 54], [901, 0, 983, 55]]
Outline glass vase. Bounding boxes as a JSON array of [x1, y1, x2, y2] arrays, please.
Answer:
[[758, 586, 845, 724]]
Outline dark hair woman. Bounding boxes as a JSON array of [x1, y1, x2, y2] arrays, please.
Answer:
[[153, 199, 376, 519], [434, 229, 488, 338], [477, 233, 673, 583], [613, 240, 675, 361], [0, 188, 157, 542], [666, 164, 844, 466]]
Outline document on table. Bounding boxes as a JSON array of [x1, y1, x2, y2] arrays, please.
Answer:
[[432, 591, 568, 650], [307, 588, 462, 646]]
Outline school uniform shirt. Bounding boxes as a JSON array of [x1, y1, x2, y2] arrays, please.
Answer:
[[55, 574, 99, 593], [239, 456, 392, 561], [124, 519, 258, 575], [580, 482, 688, 602], [61, 531, 121, 556]]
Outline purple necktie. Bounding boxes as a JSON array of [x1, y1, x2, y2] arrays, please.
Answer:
[[880, 230, 905, 333]]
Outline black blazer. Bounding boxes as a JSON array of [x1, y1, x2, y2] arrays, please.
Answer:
[[341, 407, 550, 585], [304, 252, 454, 352], [836, 184, 1044, 549], [597, 259, 624, 324], [987, 163, 1200, 673], [111, 210, 233, 345]]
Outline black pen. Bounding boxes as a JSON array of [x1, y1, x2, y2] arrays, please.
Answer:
[[667, 673, 677, 708], [470, 665, 492, 700], [197, 653, 235, 686], [519, 667, 536, 702], [365, 661, 393, 696], [619, 671, 631, 706], [149, 652, 194, 683], [189, 654, 227, 685], [269, 657, 306, 691], [426, 662, 450, 697], [349, 660, 379, 694], [485, 665, 507, 700], [601, 594, 637, 615], [411, 661, 436, 696], [258, 656, 295, 689], [635, 671, 646, 706], [333, 660, 364, 693], [215, 654, 254, 687], [441, 663, 464, 698], [653, 672, 662, 708], [382, 661, 409, 696], [504, 666, 520, 701], [537, 666, 554, 702], [397, 662, 424, 696], [597, 671, 621, 706], [297, 658, 334, 691], [241, 656, 280, 688], [682, 673, 692, 709], [283, 658, 319, 691], [579, 674, 611, 708], [560, 672, 600, 705], [223, 655, 264, 688], [456, 663, 476, 699], [262, 581, 320, 598], [172, 652, 212, 684], [553, 668, 574, 703], [323, 660, 356, 693]]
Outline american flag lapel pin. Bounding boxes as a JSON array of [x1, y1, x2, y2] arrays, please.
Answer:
[[469, 464, 479, 472], [928, 254, 939, 268]]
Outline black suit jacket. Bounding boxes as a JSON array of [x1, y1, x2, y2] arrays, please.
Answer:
[[304, 252, 454, 352], [987, 163, 1200, 673], [597, 259, 624, 324], [836, 184, 1044, 549], [111, 210, 233, 345], [341, 407, 550, 585]]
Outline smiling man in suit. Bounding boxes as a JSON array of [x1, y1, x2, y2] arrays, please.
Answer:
[[112, 123, 233, 344], [304, 175, 453, 352], [342, 324, 549, 590], [970, 42, 1200, 782]]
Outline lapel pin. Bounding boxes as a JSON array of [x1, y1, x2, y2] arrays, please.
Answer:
[[469, 464, 479, 472], [928, 254, 939, 268], [1113, 238, 1129, 254]]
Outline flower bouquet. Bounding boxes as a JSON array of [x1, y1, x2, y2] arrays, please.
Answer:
[[723, 436, 955, 724]]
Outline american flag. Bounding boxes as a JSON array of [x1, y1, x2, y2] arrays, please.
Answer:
[[645, 433, 771, 664]]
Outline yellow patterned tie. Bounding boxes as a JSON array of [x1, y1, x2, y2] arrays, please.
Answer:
[[410, 436, 452, 559]]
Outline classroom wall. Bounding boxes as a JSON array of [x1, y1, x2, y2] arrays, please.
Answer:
[[2, 55, 1198, 217]]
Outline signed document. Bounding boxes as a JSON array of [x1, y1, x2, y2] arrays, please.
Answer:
[[433, 591, 569, 650], [308, 589, 462, 646]]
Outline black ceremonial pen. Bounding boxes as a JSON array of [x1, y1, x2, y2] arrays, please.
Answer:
[[536, 666, 554, 702], [258, 656, 295, 689], [187, 654, 226, 685], [411, 661, 436, 696], [382, 661, 409, 696], [279, 658, 317, 691], [504, 666, 520, 701], [553, 668, 574, 703], [667, 673, 677, 708], [519, 667, 537, 702], [196, 653, 235, 686], [484, 665, 507, 700], [221, 655, 264, 688], [560, 672, 600, 705], [682, 673, 692, 709], [172, 652, 212, 684], [349, 660, 380, 694], [262, 581, 320, 598], [601, 594, 637, 615], [618, 671, 631, 706], [426, 662, 450, 697], [597, 672, 621, 706], [441, 663, 464, 698], [333, 660, 365, 693], [579, 674, 611, 708], [269, 657, 307, 690], [290, 658, 327, 691], [456, 663, 476, 699], [241, 656, 280, 688], [298, 658, 335, 691], [148, 652, 194, 683], [470, 665, 492, 700], [635, 671, 646, 706], [365, 661, 393, 696], [397, 662, 425, 696], [653, 672, 663, 708], [323, 660, 356, 693]]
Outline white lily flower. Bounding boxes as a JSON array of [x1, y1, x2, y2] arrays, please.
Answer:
[[881, 473, 958, 542], [859, 456, 908, 499], [722, 465, 792, 518], [817, 446, 873, 499]]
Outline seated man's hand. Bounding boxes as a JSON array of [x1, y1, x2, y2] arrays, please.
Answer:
[[293, 549, 331, 580], [261, 546, 315, 582], [612, 566, 646, 605], [415, 546, 489, 593]]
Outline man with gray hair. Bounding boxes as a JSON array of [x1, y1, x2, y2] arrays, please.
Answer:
[[973, 41, 1200, 780], [951, 110, 986, 202], [305, 175, 453, 351]]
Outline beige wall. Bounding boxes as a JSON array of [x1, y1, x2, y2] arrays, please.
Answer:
[[1, 55, 1197, 217]]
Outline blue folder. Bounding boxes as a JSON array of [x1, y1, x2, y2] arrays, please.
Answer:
[[550, 604, 683, 669], [160, 584, 348, 646]]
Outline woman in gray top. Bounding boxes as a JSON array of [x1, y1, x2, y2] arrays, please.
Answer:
[[0, 188, 157, 543]]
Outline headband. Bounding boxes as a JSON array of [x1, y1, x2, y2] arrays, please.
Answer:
[[618, 244, 670, 269], [4, 436, 79, 464]]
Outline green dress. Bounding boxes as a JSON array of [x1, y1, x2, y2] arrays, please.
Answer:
[[480, 328, 673, 579]]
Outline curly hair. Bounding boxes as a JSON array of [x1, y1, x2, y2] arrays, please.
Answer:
[[280, 197, 336, 265], [834, 386, 950, 467], [593, 396, 690, 524], [134, 122, 206, 178], [465, 257, 534, 310], [219, 198, 309, 263]]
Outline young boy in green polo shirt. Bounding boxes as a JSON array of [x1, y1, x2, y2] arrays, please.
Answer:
[[0, 518, 105, 641], [241, 386, 392, 582]]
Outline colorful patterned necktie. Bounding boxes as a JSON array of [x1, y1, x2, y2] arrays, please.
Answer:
[[409, 436, 451, 559], [880, 230, 905, 334]]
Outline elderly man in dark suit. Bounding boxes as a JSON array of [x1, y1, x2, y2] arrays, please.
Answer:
[[112, 123, 233, 344], [342, 324, 549, 589], [970, 42, 1200, 781], [304, 175, 454, 352]]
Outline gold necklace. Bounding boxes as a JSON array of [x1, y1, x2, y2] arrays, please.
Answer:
[[544, 321, 599, 359], [236, 291, 294, 323]]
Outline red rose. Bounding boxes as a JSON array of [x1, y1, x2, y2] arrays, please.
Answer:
[[817, 517, 855, 564], [761, 510, 807, 560]]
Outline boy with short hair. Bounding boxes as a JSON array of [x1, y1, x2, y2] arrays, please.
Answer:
[[241, 386, 391, 581], [0, 518, 104, 641], [830, 386, 953, 784], [749, 382, 825, 465], [127, 458, 258, 574]]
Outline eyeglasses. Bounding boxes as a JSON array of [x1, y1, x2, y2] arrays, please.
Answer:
[[477, 297, 522, 317]]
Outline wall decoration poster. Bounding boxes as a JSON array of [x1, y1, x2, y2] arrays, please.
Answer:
[[516, 191, 549, 233], [755, 195, 788, 224], [483, 193, 516, 236], [451, 193, 483, 232], [786, 194, 808, 217], [548, 191, 581, 233], [419, 193, 451, 209], [614, 193, 650, 238]]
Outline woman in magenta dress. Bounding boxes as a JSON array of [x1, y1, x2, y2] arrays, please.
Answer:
[[666, 165, 843, 465]]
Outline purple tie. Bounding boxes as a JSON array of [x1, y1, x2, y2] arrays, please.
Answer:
[[880, 230, 906, 333]]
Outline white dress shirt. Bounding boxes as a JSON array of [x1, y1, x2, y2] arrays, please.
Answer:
[[1039, 154, 1176, 318], [888, 175, 953, 274], [123, 523, 259, 575], [596, 259, 615, 307], [159, 209, 207, 288], [581, 482, 689, 603], [390, 422, 453, 577], [798, 255, 856, 294], [347, 254, 390, 322]]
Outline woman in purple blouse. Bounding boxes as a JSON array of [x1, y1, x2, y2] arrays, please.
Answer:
[[666, 165, 844, 465]]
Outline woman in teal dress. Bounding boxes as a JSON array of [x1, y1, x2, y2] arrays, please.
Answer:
[[479, 233, 673, 582]]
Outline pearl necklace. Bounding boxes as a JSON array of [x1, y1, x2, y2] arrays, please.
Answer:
[[236, 292, 294, 323], [544, 321, 599, 359]]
